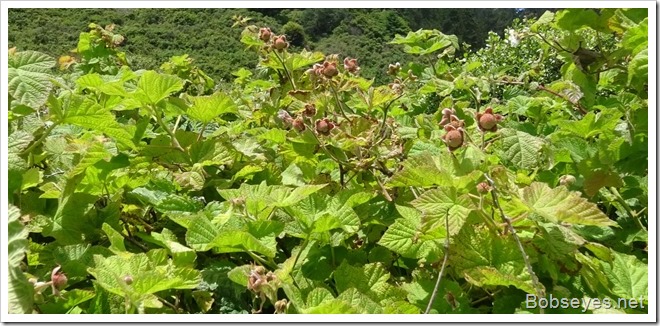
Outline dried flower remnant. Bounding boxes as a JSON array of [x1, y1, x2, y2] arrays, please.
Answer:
[[272, 35, 289, 51], [322, 61, 338, 78], [559, 174, 576, 186], [315, 118, 335, 135], [476, 182, 491, 194], [388, 62, 401, 75], [303, 103, 317, 117], [292, 117, 306, 132], [475, 107, 504, 132], [50, 266, 68, 296], [343, 57, 360, 74], [277, 109, 293, 128], [259, 27, 272, 42], [443, 125, 465, 151]]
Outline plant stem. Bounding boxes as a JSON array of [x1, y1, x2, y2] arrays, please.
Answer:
[[425, 209, 451, 314], [274, 51, 297, 91], [484, 173, 545, 314], [292, 236, 310, 271], [537, 85, 588, 115], [329, 83, 351, 121], [609, 187, 646, 231], [173, 115, 182, 132], [154, 110, 184, 152], [306, 121, 354, 168], [157, 296, 180, 313], [372, 169, 393, 202], [247, 251, 277, 270], [20, 122, 59, 156], [197, 122, 208, 141]]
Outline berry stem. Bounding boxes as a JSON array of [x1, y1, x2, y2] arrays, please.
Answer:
[[273, 51, 297, 91], [425, 208, 450, 314], [484, 172, 545, 314], [20, 122, 60, 156]]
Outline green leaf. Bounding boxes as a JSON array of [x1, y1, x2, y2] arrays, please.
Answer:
[[555, 9, 611, 33], [38, 289, 96, 314], [498, 128, 547, 170], [8, 50, 56, 109], [411, 187, 473, 236], [8, 205, 33, 314], [131, 187, 204, 214], [622, 18, 648, 56], [601, 251, 647, 301], [305, 287, 335, 308], [521, 182, 616, 226], [531, 11, 555, 32], [213, 221, 284, 258], [628, 48, 648, 89], [450, 226, 537, 294], [9, 205, 29, 266], [333, 262, 393, 301], [59, 93, 136, 149], [378, 206, 443, 262], [102, 223, 126, 253], [388, 152, 451, 187], [189, 139, 233, 167], [70, 142, 112, 176], [336, 288, 383, 314], [8, 266, 34, 314], [43, 173, 97, 244], [187, 92, 238, 124], [88, 251, 201, 298], [304, 299, 357, 314], [326, 190, 371, 234], [581, 168, 624, 197], [560, 110, 622, 140], [391, 29, 458, 56], [185, 213, 220, 251], [133, 71, 184, 105], [532, 222, 584, 271], [401, 272, 474, 313], [39, 243, 112, 280]]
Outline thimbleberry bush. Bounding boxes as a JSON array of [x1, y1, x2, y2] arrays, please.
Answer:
[[7, 9, 648, 315]]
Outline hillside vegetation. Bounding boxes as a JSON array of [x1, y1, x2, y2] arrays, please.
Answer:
[[9, 8, 549, 84]]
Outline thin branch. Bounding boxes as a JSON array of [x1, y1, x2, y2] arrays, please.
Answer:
[[377, 94, 404, 139], [121, 231, 149, 252], [153, 110, 185, 152], [247, 251, 278, 270], [409, 186, 420, 199], [371, 169, 393, 202], [197, 122, 208, 142], [329, 83, 351, 121], [292, 235, 310, 271], [157, 296, 181, 313], [484, 173, 545, 314], [306, 121, 354, 168], [537, 85, 588, 115], [471, 289, 502, 306], [609, 187, 646, 231], [425, 209, 451, 314], [273, 51, 297, 91], [20, 122, 59, 156]]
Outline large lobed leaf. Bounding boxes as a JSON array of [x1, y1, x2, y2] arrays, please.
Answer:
[[520, 182, 616, 226], [187, 92, 238, 124], [8, 50, 56, 109], [450, 226, 538, 294]]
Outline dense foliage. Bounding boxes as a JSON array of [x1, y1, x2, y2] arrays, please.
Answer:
[[8, 8, 549, 84], [7, 8, 648, 315]]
